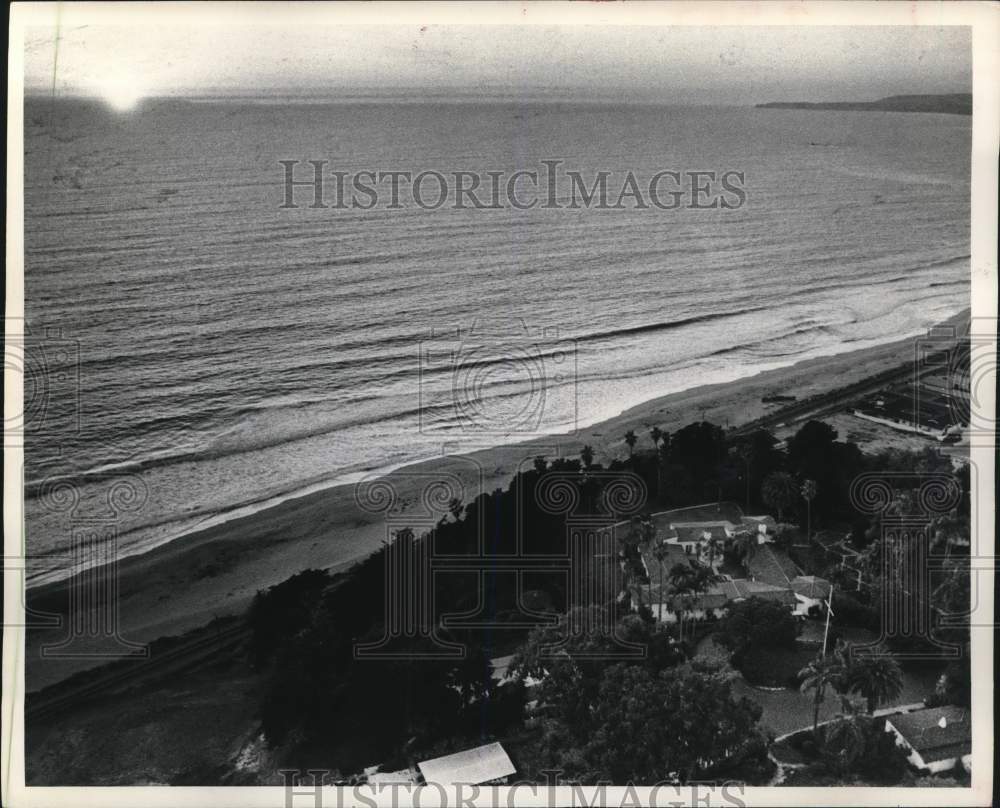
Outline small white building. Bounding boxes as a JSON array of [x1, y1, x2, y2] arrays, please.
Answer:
[[417, 742, 516, 785], [791, 575, 832, 616], [742, 515, 777, 543], [884, 706, 971, 774], [366, 768, 418, 785]]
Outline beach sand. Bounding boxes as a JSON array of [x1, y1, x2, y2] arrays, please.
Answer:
[[24, 322, 966, 691]]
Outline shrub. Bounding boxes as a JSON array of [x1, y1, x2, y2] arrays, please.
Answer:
[[830, 590, 879, 630], [714, 597, 800, 659], [739, 645, 815, 688]]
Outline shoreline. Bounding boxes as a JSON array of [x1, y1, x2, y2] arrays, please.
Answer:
[[24, 307, 970, 591], [24, 311, 969, 690]]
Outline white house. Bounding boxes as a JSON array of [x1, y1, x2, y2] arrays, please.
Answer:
[[884, 706, 972, 774], [417, 742, 516, 785]]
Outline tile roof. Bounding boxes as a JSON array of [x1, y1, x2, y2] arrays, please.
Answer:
[[418, 742, 516, 785], [747, 545, 802, 588], [887, 707, 971, 763], [792, 575, 832, 600], [649, 578, 798, 610], [732, 579, 798, 605], [640, 542, 690, 582], [743, 515, 777, 529]]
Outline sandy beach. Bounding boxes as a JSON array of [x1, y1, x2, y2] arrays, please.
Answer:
[[24, 318, 967, 691]]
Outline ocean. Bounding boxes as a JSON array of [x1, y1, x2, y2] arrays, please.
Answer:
[[22, 99, 970, 583]]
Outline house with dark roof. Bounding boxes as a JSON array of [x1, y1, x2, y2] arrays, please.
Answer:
[[731, 579, 799, 607], [746, 545, 831, 616], [884, 706, 972, 774]]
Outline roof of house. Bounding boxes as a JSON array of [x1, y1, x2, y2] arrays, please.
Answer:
[[650, 578, 797, 611], [368, 769, 418, 784], [672, 523, 731, 543], [490, 655, 516, 682], [886, 707, 972, 763], [743, 515, 777, 529], [732, 579, 798, 605], [661, 582, 735, 611], [417, 742, 516, 785], [791, 575, 832, 600], [656, 526, 679, 542], [747, 544, 801, 588], [640, 541, 691, 582]]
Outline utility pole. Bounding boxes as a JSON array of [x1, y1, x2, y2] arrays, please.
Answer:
[[822, 583, 835, 657]]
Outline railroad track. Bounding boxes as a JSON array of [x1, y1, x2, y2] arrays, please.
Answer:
[[26, 621, 251, 721], [730, 360, 923, 438]]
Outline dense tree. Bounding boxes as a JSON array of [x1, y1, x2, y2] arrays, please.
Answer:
[[925, 654, 971, 708], [713, 597, 799, 660], [528, 661, 773, 784], [665, 422, 727, 502], [787, 420, 838, 481], [580, 445, 595, 469], [733, 429, 784, 503], [667, 561, 719, 641], [761, 471, 798, 521]]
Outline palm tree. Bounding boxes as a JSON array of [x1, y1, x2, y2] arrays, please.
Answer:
[[653, 541, 670, 620], [844, 646, 904, 713], [799, 652, 846, 734], [580, 445, 594, 469], [736, 441, 753, 510], [761, 471, 798, 521], [668, 561, 720, 642], [649, 426, 664, 500], [801, 479, 817, 540], [821, 695, 869, 774], [734, 530, 757, 571], [624, 429, 637, 460], [650, 426, 662, 449], [667, 562, 694, 639]]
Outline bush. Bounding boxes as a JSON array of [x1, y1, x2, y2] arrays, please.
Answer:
[[714, 597, 800, 659], [738, 645, 815, 688], [830, 590, 879, 630]]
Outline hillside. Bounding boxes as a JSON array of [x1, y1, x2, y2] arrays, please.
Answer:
[[756, 93, 971, 116]]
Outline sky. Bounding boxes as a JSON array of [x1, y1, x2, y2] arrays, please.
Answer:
[[23, 22, 971, 106]]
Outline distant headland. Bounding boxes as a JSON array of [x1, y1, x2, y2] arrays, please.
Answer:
[[756, 93, 971, 116]]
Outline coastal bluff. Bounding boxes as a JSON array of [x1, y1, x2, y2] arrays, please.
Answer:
[[756, 93, 971, 116]]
